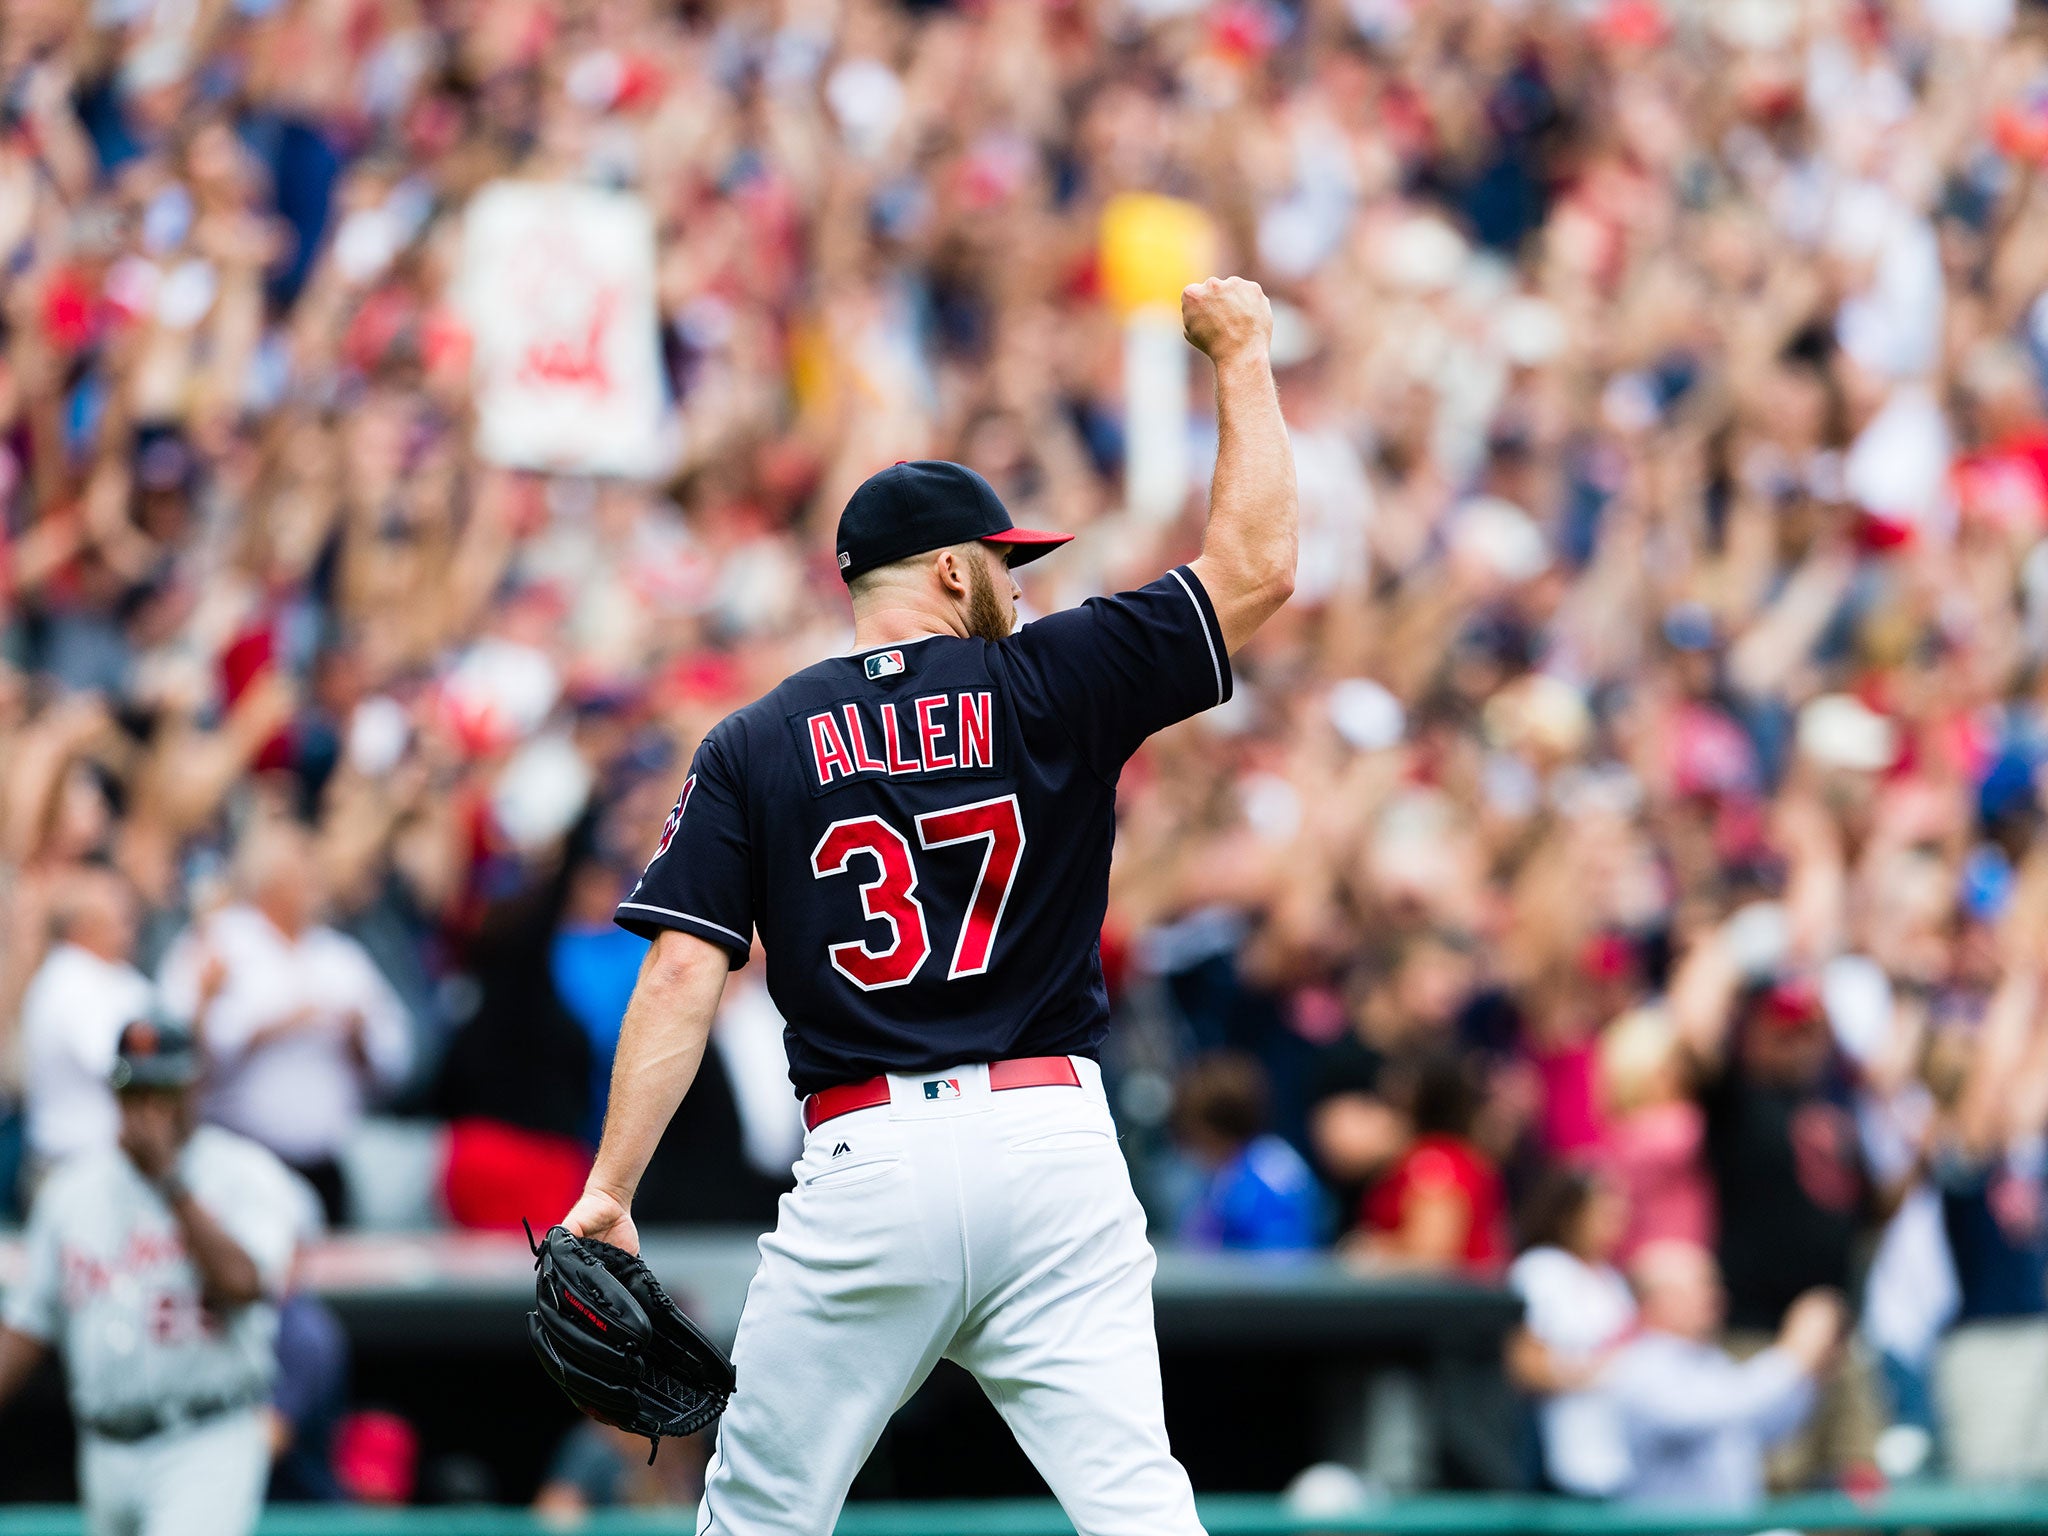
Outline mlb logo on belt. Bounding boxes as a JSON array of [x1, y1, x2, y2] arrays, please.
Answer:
[[865, 650, 905, 680], [923, 1078, 961, 1101]]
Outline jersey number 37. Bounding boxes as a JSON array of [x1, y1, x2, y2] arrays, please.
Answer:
[[810, 794, 1024, 991]]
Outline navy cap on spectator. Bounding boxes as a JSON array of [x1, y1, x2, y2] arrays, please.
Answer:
[[110, 1014, 203, 1093]]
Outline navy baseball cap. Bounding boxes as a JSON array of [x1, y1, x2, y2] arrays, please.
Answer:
[[835, 461, 1072, 584], [110, 1014, 202, 1092]]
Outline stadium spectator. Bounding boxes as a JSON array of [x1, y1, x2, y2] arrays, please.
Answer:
[[1672, 951, 1871, 1339], [432, 824, 792, 1230], [267, 1294, 350, 1504], [158, 819, 413, 1226], [1349, 1052, 1508, 1278], [1171, 1051, 1323, 1254], [432, 833, 601, 1233], [532, 1421, 709, 1517], [18, 865, 151, 1175], [1930, 965, 2048, 1480], [1605, 1241, 1846, 1509], [1506, 1167, 1636, 1497], [1594, 1005, 1713, 1264], [1673, 939, 1893, 1486]]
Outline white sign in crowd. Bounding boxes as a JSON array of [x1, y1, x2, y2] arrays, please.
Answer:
[[460, 181, 670, 479]]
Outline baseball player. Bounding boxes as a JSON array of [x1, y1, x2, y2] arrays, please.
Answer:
[[0, 1018, 311, 1536], [563, 275, 1297, 1535]]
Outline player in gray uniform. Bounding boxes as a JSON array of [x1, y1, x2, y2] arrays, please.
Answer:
[[0, 1018, 311, 1536]]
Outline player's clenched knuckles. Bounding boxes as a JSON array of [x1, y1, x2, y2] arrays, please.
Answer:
[[1180, 275, 1272, 360]]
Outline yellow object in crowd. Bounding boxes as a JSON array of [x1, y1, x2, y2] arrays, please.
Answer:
[[1098, 193, 1220, 317]]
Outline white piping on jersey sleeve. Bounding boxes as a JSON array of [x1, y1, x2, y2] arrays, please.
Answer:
[[614, 903, 751, 949], [1168, 566, 1227, 706]]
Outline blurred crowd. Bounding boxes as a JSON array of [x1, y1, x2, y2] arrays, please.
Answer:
[[7, 0, 2048, 1508]]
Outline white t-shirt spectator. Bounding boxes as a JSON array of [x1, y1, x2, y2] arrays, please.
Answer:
[[1508, 1245, 1636, 1495], [157, 906, 413, 1167], [20, 943, 154, 1164]]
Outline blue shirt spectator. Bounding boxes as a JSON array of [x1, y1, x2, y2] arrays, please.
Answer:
[[550, 923, 645, 1144], [1172, 1053, 1321, 1254], [1182, 1134, 1321, 1253]]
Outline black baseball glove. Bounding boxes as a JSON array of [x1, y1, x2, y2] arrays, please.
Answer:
[[527, 1223, 736, 1461]]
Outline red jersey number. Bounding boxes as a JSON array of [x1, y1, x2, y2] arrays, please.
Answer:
[[810, 795, 1024, 989], [914, 796, 1025, 979], [811, 817, 931, 991]]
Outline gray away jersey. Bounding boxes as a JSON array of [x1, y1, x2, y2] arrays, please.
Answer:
[[4, 1127, 314, 1421]]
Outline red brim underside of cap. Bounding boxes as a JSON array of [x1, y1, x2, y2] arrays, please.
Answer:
[[981, 528, 1074, 567]]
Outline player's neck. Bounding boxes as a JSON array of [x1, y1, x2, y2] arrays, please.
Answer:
[[850, 601, 966, 651]]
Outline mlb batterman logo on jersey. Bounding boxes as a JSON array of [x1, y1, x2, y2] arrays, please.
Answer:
[[865, 650, 904, 680]]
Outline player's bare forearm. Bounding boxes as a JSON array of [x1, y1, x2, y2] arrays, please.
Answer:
[[1183, 276, 1297, 653], [567, 929, 729, 1250], [0, 1327, 48, 1413]]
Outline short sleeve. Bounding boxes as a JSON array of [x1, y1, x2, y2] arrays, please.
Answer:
[[1001, 565, 1232, 777], [3, 1180, 66, 1340], [615, 732, 754, 966]]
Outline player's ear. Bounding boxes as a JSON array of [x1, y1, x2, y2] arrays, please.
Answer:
[[933, 546, 970, 599]]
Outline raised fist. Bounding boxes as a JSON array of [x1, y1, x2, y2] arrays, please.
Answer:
[[1181, 276, 1272, 366]]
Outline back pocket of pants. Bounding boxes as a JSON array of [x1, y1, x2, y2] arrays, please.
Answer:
[[1006, 1126, 1115, 1155], [801, 1154, 902, 1190]]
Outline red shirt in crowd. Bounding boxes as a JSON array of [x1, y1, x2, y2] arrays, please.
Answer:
[[1363, 1133, 1510, 1277]]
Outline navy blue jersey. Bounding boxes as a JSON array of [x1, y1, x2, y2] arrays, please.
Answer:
[[616, 565, 1232, 1094]]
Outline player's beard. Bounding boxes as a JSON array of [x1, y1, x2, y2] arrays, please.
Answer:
[[964, 551, 1013, 641]]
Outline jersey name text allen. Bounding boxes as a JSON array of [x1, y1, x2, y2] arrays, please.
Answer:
[[805, 691, 995, 786]]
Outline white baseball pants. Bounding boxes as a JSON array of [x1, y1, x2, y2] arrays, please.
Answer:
[[79, 1408, 268, 1536], [698, 1056, 1205, 1536]]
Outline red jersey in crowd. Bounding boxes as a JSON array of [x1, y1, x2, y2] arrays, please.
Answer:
[[1363, 1133, 1510, 1277]]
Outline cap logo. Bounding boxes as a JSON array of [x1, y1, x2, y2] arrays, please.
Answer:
[[865, 651, 904, 680], [838, 551, 852, 569]]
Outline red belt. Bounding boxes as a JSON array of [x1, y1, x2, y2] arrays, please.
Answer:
[[803, 1056, 1082, 1131]]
